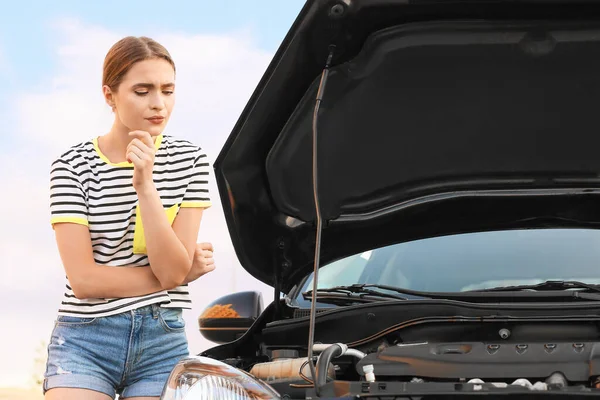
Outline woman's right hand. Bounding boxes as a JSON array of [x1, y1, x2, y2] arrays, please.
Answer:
[[182, 242, 215, 284]]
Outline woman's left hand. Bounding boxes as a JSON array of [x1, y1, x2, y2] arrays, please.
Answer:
[[182, 242, 215, 284], [127, 130, 156, 193]]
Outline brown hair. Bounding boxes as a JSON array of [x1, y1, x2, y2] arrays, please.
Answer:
[[102, 36, 175, 91]]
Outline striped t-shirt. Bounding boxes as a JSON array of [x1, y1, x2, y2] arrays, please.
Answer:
[[49, 134, 211, 317]]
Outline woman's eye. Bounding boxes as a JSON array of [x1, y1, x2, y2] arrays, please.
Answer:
[[135, 91, 149, 96], [163, 91, 174, 95]]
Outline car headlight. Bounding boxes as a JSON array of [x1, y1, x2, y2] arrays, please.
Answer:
[[160, 356, 281, 400]]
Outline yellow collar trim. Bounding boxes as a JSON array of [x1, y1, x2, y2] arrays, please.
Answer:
[[93, 134, 163, 167]]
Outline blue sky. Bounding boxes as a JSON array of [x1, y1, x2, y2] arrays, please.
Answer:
[[0, 0, 305, 388], [2, 1, 304, 88]]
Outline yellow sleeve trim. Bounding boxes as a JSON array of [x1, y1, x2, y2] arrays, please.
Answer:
[[180, 201, 212, 209], [133, 204, 180, 255], [51, 217, 89, 227]]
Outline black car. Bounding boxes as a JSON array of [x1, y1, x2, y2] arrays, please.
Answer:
[[161, 0, 600, 398]]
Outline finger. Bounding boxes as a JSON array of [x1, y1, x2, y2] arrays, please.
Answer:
[[200, 242, 214, 251], [204, 263, 216, 273], [204, 257, 214, 266], [129, 130, 154, 148], [127, 145, 148, 162], [128, 138, 143, 149], [126, 140, 140, 158], [131, 143, 155, 160], [127, 151, 143, 166], [202, 250, 213, 258], [128, 138, 154, 154], [129, 130, 151, 140]]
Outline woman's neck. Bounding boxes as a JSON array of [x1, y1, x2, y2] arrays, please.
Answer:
[[98, 120, 134, 164]]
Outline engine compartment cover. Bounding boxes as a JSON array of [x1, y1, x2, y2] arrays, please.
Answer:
[[356, 342, 600, 381]]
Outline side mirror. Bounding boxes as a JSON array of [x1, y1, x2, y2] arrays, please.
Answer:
[[198, 291, 264, 344]]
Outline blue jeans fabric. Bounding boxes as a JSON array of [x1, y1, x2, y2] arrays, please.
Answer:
[[43, 304, 189, 398]]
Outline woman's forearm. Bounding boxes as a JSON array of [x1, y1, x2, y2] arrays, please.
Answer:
[[71, 263, 168, 299], [136, 185, 192, 289]]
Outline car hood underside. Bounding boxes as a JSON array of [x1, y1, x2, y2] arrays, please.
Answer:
[[214, 0, 600, 292]]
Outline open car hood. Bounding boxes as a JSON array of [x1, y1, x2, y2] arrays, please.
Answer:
[[214, 0, 600, 293]]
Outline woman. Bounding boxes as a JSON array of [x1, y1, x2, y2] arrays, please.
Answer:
[[44, 36, 215, 400]]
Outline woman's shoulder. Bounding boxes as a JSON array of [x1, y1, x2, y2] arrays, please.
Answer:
[[50, 140, 95, 176], [160, 135, 207, 156], [160, 134, 202, 149], [51, 139, 95, 168]]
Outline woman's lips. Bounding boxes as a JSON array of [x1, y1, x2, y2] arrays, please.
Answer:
[[147, 117, 165, 125]]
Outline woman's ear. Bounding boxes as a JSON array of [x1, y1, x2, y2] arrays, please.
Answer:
[[102, 85, 116, 111]]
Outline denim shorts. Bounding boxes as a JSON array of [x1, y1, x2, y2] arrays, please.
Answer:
[[43, 304, 189, 398]]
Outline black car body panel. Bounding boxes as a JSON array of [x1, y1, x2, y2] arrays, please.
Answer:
[[213, 0, 600, 293]]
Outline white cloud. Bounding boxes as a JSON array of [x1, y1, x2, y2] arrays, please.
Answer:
[[0, 19, 276, 388]]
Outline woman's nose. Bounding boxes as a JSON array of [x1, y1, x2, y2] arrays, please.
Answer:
[[149, 93, 165, 110]]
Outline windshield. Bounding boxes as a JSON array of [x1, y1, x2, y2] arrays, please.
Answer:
[[299, 228, 600, 298]]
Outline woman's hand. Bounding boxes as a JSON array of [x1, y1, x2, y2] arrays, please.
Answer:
[[183, 242, 216, 284], [127, 130, 156, 193]]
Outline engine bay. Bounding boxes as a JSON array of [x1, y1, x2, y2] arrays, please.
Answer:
[[353, 340, 600, 389], [199, 288, 600, 398], [251, 338, 600, 398], [216, 309, 600, 399]]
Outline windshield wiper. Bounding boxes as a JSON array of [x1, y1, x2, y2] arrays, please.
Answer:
[[302, 283, 427, 304], [469, 280, 600, 297], [304, 282, 600, 304]]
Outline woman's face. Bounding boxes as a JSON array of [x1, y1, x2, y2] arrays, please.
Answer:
[[104, 58, 176, 137]]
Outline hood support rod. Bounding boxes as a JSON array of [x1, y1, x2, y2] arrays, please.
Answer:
[[307, 44, 336, 396]]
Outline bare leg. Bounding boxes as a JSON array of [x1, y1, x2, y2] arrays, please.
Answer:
[[45, 388, 113, 400], [121, 397, 160, 400]]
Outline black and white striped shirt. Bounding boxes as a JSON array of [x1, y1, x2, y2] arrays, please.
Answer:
[[49, 134, 211, 317]]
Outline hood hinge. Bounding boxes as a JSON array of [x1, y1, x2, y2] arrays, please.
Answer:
[[273, 236, 291, 315]]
